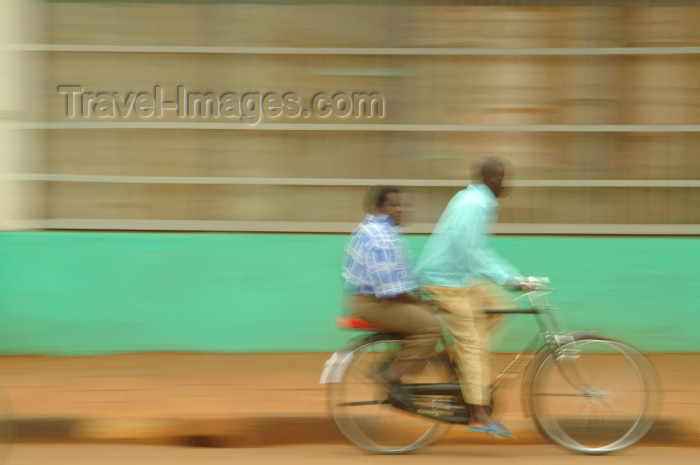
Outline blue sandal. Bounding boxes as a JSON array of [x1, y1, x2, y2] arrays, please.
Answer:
[[466, 422, 517, 440]]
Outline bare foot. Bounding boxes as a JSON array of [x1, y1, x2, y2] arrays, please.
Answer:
[[469, 404, 495, 427]]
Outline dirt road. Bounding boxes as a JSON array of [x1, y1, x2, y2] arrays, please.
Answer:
[[6, 444, 700, 465], [0, 352, 697, 447]]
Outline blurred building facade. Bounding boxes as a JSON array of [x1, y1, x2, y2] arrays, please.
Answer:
[[3, 0, 700, 234]]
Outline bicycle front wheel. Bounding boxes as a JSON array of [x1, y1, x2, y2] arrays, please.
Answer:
[[327, 335, 452, 454], [526, 335, 660, 454]]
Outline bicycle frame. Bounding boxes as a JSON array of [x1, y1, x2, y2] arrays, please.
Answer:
[[487, 286, 575, 394], [323, 284, 576, 424], [409, 287, 577, 423]]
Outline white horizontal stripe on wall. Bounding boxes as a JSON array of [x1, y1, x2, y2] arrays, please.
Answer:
[[9, 44, 700, 56], [9, 123, 700, 132], [7, 174, 700, 188], [17, 219, 700, 236]]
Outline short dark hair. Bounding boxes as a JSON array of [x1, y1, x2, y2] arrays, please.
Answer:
[[363, 185, 400, 213], [472, 157, 504, 182]]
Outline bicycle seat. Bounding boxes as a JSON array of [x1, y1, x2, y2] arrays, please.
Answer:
[[336, 316, 387, 331]]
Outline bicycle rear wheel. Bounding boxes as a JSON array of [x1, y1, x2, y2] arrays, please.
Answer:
[[526, 334, 660, 454], [327, 334, 453, 454]]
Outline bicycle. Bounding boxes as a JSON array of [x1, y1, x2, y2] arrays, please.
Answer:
[[320, 278, 661, 455]]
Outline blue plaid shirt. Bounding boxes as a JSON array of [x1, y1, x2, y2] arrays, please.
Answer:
[[342, 214, 419, 298]]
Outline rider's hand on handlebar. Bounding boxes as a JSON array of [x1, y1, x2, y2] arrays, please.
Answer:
[[506, 277, 540, 292], [505, 278, 523, 291]]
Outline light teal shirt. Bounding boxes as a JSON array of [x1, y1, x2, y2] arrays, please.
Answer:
[[417, 184, 522, 288]]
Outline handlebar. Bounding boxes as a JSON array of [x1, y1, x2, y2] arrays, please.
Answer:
[[521, 276, 552, 291]]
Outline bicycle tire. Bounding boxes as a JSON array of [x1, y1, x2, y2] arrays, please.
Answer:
[[523, 333, 660, 454], [327, 334, 452, 454]]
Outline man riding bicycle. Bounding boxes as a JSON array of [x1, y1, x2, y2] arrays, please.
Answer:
[[417, 157, 529, 439]]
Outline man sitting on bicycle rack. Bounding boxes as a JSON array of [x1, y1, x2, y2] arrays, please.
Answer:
[[341, 185, 442, 406], [417, 157, 529, 440]]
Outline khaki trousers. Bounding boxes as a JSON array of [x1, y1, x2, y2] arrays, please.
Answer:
[[352, 294, 442, 379], [422, 284, 509, 405]]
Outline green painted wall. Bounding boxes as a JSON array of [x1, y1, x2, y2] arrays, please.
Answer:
[[0, 232, 697, 355]]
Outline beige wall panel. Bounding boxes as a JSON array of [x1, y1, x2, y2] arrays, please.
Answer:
[[0, 0, 46, 229], [45, 51, 697, 127], [43, 130, 700, 182], [46, 3, 397, 48], [40, 179, 700, 226], [475, 7, 560, 48], [45, 130, 395, 179], [692, 58, 700, 124], [500, 186, 578, 223], [44, 183, 371, 222], [46, 3, 700, 51], [624, 7, 700, 47], [398, 6, 476, 48], [622, 56, 699, 125], [557, 7, 622, 47], [401, 187, 459, 225], [41, 130, 572, 182], [390, 5, 700, 49], [619, 134, 700, 180], [397, 57, 562, 126], [46, 52, 393, 124], [41, 183, 457, 225], [549, 9, 623, 125], [502, 186, 700, 225], [399, 7, 562, 48], [472, 57, 558, 125], [558, 57, 619, 125]]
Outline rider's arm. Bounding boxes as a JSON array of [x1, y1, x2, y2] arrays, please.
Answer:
[[452, 202, 524, 288]]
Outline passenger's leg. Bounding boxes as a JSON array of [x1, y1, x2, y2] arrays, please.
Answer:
[[353, 294, 442, 381]]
